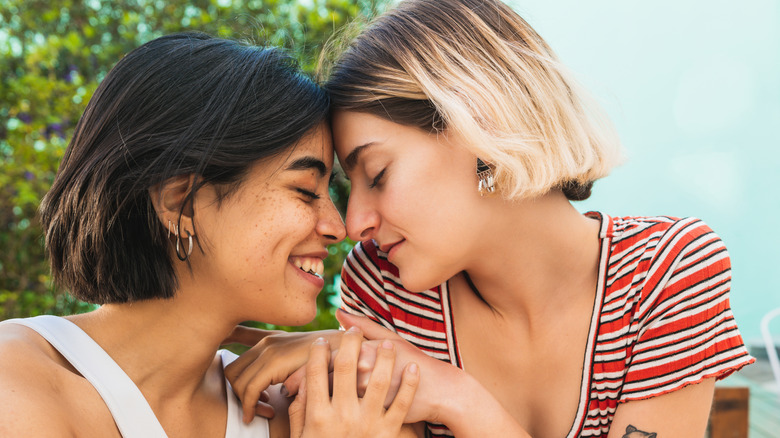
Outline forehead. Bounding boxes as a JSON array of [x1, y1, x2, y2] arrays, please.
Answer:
[[263, 123, 336, 178], [242, 123, 334, 182], [287, 123, 334, 167], [331, 111, 392, 161]]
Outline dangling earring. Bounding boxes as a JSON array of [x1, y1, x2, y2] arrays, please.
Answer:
[[167, 220, 173, 238], [175, 229, 193, 261], [476, 158, 496, 196]]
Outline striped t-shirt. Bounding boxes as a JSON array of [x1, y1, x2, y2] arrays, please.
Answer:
[[339, 212, 754, 437]]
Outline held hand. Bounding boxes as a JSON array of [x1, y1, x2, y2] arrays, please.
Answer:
[[223, 327, 342, 423], [288, 327, 419, 438], [339, 310, 531, 437], [337, 309, 466, 424]]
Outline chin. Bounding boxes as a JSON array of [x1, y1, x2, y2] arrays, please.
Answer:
[[260, 303, 319, 327], [289, 306, 319, 327], [398, 269, 443, 293]]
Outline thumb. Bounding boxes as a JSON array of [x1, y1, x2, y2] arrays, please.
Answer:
[[283, 365, 307, 397], [288, 377, 307, 438], [336, 308, 400, 341]]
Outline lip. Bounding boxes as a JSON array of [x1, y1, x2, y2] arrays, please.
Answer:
[[378, 240, 403, 253], [380, 239, 405, 262], [290, 250, 328, 260]]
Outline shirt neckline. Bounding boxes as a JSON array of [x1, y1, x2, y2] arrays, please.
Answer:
[[441, 212, 612, 437]]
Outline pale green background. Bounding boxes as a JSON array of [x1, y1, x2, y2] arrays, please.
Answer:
[[504, 0, 779, 343]]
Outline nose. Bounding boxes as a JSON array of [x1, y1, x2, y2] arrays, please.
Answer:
[[345, 189, 379, 242], [317, 197, 347, 243]]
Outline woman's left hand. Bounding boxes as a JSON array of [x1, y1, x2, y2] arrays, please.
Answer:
[[222, 326, 343, 423], [288, 327, 420, 438]]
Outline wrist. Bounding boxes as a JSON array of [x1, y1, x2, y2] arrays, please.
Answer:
[[431, 369, 529, 437], [430, 368, 478, 425]]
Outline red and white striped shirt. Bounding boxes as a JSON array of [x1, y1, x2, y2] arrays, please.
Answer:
[[340, 212, 754, 437]]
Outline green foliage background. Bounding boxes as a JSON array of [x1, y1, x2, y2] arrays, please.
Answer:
[[0, 0, 384, 330]]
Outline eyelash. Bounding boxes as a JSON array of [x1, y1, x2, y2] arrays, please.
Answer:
[[297, 188, 321, 201], [369, 168, 386, 189]]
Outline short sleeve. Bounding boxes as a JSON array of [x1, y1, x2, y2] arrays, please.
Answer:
[[339, 241, 397, 332], [619, 218, 754, 402]]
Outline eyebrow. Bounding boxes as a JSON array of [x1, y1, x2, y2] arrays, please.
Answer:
[[343, 142, 375, 173], [285, 156, 327, 177]]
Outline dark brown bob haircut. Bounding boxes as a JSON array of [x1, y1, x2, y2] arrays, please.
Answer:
[[39, 33, 329, 304]]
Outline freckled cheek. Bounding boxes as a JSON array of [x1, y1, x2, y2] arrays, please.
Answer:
[[288, 204, 320, 234]]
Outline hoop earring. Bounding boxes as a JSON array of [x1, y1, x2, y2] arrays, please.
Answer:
[[476, 158, 496, 196], [176, 229, 193, 261]]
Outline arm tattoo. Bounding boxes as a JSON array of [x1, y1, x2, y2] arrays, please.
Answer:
[[622, 425, 657, 438]]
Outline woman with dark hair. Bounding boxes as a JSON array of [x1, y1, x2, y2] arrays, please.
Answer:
[[0, 33, 419, 437], [226, 1, 754, 437]]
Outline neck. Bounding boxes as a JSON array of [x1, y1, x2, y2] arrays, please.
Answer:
[[67, 283, 238, 405], [460, 191, 602, 323]]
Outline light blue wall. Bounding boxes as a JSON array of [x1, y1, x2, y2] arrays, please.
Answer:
[[506, 0, 780, 342]]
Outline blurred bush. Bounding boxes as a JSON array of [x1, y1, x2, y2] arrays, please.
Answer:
[[0, 0, 385, 329]]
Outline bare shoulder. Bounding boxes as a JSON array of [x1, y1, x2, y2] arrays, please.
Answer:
[[0, 322, 79, 435]]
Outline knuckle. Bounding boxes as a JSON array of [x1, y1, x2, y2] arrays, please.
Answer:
[[392, 396, 412, 413], [306, 362, 327, 380], [369, 378, 391, 394], [247, 375, 267, 391], [357, 358, 373, 374], [332, 354, 354, 375], [287, 399, 304, 417], [308, 409, 330, 426], [370, 370, 391, 388]]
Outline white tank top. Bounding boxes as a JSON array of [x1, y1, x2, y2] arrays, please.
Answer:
[[1, 315, 269, 438]]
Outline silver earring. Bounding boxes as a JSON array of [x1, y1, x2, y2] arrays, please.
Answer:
[[176, 229, 193, 261], [167, 220, 173, 238], [476, 158, 496, 196]]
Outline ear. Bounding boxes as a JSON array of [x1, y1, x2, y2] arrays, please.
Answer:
[[149, 174, 196, 236], [648, 434, 657, 438], [625, 425, 637, 433]]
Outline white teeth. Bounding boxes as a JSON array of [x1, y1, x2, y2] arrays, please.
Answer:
[[313, 259, 324, 277], [292, 257, 324, 278]]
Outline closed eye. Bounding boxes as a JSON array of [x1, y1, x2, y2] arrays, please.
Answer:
[[297, 188, 321, 200], [369, 168, 386, 189]]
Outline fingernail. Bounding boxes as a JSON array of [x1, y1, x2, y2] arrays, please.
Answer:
[[381, 340, 393, 350], [314, 337, 328, 344], [409, 363, 419, 375], [347, 326, 361, 334], [280, 385, 289, 397]]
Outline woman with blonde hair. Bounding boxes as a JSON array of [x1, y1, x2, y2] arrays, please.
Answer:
[[227, 0, 754, 436]]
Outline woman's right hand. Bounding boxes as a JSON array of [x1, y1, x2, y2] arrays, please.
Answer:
[[223, 327, 343, 423], [288, 327, 419, 438]]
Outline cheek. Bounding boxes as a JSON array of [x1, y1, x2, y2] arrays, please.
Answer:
[[384, 175, 458, 230]]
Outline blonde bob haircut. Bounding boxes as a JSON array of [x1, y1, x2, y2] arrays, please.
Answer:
[[324, 0, 623, 201]]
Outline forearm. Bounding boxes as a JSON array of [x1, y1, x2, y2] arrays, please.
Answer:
[[432, 370, 530, 438]]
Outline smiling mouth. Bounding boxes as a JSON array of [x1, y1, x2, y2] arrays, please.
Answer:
[[290, 256, 325, 278], [380, 239, 404, 253]]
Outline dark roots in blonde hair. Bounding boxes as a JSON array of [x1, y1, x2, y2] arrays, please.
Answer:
[[324, 0, 622, 201]]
